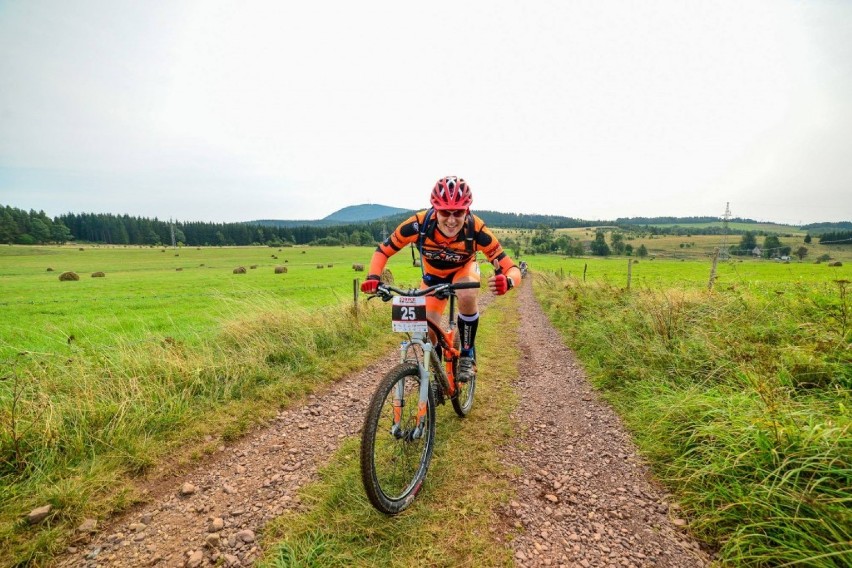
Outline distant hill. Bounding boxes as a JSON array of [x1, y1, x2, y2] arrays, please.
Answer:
[[250, 203, 413, 228], [323, 204, 412, 223]]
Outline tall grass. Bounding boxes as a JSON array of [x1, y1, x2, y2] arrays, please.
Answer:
[[534, 272, 851, 567], [0, 294, 395, 565]]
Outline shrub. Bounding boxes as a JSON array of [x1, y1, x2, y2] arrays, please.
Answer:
[[274, 266, 287, 274], [91, 272, 105, 278], [59, 271, 79, 281], [233, 267, 247, 274]]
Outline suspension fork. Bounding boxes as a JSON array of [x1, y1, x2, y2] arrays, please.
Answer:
[[411, 341, 434, 438], [391, 336, 434, 439]]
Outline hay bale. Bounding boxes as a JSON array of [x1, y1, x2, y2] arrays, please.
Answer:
[[829, 261, 843, 267], [250, 265, 258, 269], [316, 264, 324, 269], [380, 268, 394, 284], [274, 266, 287, 274], [233, 266, 247, 274], [176, 267, 183, 271], [352, 263, 365, 271], [91, 271, 105, 278], [327, 264, 333, 268], [59, 271, 80, 281], [46, 267, 54, 272], [78, 248, 84, 252]]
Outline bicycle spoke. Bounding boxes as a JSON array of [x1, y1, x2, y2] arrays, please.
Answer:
[[361, 363, 436, 514]]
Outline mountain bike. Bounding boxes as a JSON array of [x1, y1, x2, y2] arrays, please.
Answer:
[[360, 280, 480, 514]]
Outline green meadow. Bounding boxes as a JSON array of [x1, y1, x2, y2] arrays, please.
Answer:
[[0, 244, 425, 564], [1, 244, 850, 566], [521, 254, 851, 289], [0, 245, 424, 359]]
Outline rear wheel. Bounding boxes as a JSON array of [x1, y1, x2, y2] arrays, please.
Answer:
[[360, 363, 436, 514], [451, 332, 476, 417]]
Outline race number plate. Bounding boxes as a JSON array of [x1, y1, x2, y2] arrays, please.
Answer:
[[392, 296, 427, 333]]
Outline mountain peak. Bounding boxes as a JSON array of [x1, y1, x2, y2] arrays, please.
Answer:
[[322, 204, 412, 223]]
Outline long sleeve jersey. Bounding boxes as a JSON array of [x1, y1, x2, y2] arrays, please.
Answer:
[[369, 209, 516, 278]]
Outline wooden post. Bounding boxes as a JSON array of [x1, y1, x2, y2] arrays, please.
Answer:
[[708, 248, 719, 291], [354, 278, 359, 318], [583, 263, 588, 282], [627, 258, 633, 290]]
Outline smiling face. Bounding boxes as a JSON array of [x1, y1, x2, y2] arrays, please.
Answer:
[[435, 209, 467, 237]]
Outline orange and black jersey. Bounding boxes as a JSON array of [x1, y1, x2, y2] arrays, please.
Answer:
[[370, 210, 515, 279]]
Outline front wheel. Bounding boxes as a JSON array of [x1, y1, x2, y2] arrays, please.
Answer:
[[360, 363, 436, 514]]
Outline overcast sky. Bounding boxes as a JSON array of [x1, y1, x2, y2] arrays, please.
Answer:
[[1, 1, 851, 225]]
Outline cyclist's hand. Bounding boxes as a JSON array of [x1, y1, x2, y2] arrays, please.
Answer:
[[360, 275, 381, 294], [489, 273, 514, 295]]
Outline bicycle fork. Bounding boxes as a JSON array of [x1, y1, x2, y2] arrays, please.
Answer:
[[391, 338, 435, 441]]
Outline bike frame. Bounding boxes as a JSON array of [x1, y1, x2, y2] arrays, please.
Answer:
[[394, 291, 461, 438]]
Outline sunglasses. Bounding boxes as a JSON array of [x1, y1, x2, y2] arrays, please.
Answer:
[[437, 209, 466, 218]]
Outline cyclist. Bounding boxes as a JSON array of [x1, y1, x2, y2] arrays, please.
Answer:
[[360, 176, 522, 382]]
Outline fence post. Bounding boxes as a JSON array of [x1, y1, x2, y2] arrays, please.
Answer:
[[583, 263, 588, 282], [354, 278, 359, 318], [627, 258, 632, 290], [708, 248, 719, 291]]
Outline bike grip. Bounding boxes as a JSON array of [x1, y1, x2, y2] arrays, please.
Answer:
[[454, 281, 482, 289]]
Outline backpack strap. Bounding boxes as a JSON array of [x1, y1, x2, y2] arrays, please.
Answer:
[[417, 208, 435, 278], [464, 212, 475, 254]]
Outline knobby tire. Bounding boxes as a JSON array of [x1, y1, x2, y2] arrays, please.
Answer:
[[360, 363, 436, 514]]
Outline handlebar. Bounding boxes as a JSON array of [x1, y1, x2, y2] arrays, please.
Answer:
[[372, 281, 481, 302]]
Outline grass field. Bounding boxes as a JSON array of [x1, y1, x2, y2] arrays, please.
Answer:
[[0, 244, 424, 359], [0, 244, 425, 564], [1, 243, 850, 565], [493, 227, 852, 263], [520, 254, 851, 290]]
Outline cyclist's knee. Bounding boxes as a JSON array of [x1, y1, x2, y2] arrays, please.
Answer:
[[458, 295, 479, 313]]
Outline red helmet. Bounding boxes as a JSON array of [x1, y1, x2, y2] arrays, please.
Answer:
[[430, 176, 472, 210]]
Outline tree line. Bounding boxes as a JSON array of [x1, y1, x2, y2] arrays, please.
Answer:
[[0, 205, 390, 247]]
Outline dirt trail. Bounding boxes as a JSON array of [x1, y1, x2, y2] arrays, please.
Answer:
[[58, 279, 709, 567], [496, 281, 710, 567]]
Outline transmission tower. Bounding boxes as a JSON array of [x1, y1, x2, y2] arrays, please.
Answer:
[[720, 202, 731, 259]]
